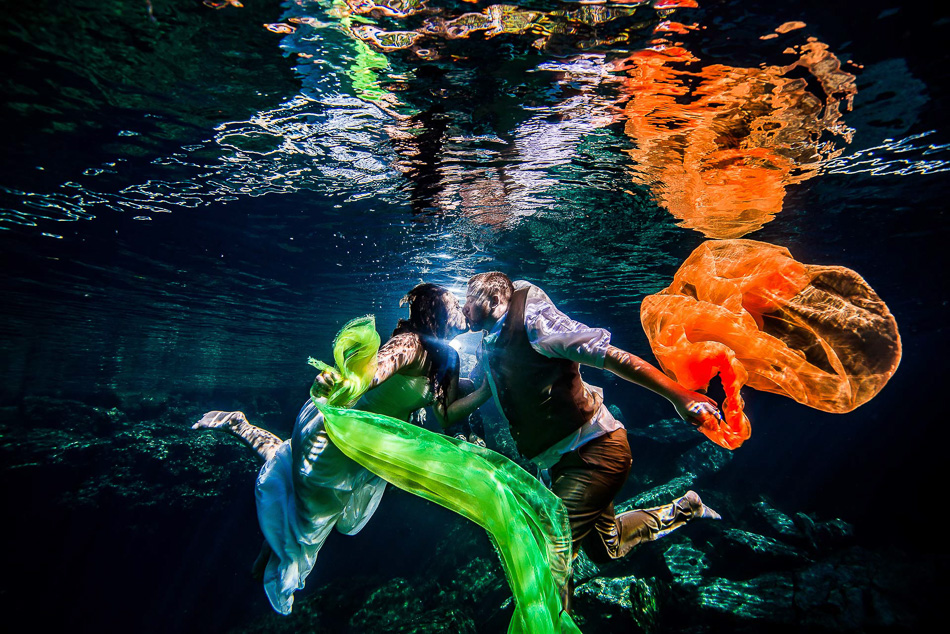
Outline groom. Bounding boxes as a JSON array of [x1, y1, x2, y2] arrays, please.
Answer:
[[455, 272, 724, 569]]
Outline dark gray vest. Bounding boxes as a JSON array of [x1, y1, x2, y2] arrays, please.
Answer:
[[485, 288, 601, 458]]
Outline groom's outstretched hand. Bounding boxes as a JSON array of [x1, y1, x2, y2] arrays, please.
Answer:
[[674, 392, 725, 429]]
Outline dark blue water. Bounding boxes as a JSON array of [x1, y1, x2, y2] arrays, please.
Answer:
[[1, 0, 948, 632]]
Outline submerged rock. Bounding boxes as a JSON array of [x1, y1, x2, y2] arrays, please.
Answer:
[[626, 414, 701, 444], [236, 574, 383, 634], [573, 575, 639, 631], [687, 572, 797, 624], [571, 550, 602, 583], [617, 475, 698, 512], [20, 395, 119, 435], [713, 528, 809, 578], [566, 492, 935, 634], [792, 547, 930, 632], [675, 441, 733, 478], [743, 498, 805, 543], [350, 577, 477, 633], [628, 577, 666, 634], [118, 392, 170, 422], [2, 393, 264, 511], [662, 545, 934, 633], [663, 538, 711, 582], [793, 512, 855, 554]]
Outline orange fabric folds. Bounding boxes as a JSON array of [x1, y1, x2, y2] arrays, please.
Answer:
[[641, 240, 901, 449]]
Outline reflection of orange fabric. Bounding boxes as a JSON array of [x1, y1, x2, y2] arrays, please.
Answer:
[[619, 42, 855, 239], [641, 240, 901, 449]]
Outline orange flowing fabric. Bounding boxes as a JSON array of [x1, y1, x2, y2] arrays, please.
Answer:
[[641, 240, 902, 449]]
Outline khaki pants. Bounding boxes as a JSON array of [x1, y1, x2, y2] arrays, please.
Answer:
[[550, 428, 700, 564]]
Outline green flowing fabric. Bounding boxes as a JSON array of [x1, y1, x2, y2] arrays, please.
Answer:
[[310, 317, 580, 634], [308, 315, 380, 407]]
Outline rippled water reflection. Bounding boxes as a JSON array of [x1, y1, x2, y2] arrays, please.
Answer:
[[0, 0, 947, 397], [619, 35, 857, 238], [2, 1, 944, 235]]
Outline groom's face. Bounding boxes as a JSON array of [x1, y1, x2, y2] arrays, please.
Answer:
[[463, 283, 494, 331]]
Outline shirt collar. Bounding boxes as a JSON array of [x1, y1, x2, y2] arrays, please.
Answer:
[[482, 311, 508, 347]]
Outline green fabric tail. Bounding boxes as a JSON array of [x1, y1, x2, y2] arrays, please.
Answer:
[[319, 404, 580, 634], [308, 318, 580, 634]]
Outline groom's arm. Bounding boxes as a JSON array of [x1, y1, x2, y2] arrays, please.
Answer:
[[603, 345, 723, 428]]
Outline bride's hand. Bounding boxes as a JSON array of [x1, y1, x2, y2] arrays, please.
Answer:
[[311, 369, 339, 398]]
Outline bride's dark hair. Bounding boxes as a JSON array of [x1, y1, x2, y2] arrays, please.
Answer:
[[392, 283, 459, 417], [392, 283, 455, 339]]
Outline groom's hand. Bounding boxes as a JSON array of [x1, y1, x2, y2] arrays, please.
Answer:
[[675, 392, 725, 429]]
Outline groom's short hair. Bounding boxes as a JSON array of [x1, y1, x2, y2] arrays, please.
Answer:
[[469, 272, 514, 301]]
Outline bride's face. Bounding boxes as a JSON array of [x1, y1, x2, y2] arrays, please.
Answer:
[[441, 293, 468, 339]]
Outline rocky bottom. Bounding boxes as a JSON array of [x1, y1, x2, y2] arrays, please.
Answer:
[[0, 393, 939, 633]]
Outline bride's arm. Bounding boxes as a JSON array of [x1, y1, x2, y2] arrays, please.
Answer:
[[444, 377, 491, 426], [370, 333, 427, 387]]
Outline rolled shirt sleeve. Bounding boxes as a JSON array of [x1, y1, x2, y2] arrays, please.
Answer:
[[515, 281, 612, 368]]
